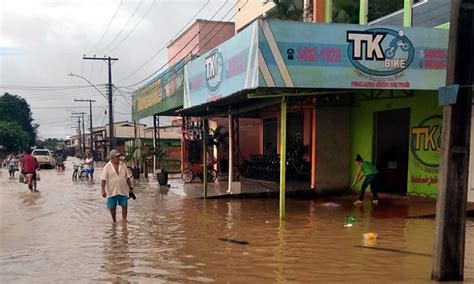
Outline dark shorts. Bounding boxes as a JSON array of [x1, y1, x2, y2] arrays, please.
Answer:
[[106, 195, 128, 209]]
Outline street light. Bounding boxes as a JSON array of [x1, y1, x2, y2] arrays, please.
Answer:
[[67, 73, 107, 99], [68, 73, 112, 156]]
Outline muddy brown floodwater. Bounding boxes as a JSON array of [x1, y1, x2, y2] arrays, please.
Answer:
[[1, 159, 473, 283]]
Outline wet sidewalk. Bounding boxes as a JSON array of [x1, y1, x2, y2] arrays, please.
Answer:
[[165, 173, 474, 219]]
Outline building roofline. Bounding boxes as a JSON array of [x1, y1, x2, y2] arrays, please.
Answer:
[[167, 19, 234, 49]]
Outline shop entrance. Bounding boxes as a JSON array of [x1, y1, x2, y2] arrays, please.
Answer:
[[373, 108, 410, 195], [263, 117, 277, 155]]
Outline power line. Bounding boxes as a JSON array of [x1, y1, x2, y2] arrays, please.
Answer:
[[116, 0, 212, 84], [122, 0, 246, 95], [113, 85, 132, 106], [88, 0, 124, 54], [108, 0, 158, 54], [0, 84, 102, 90], [123, 0, 236, 88], [30, 106, 102, 109], [98, 0, 145, 55]]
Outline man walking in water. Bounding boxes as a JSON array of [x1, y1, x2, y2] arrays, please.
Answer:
[[21, 149, 38, 192], [101, 149, 134, 223]]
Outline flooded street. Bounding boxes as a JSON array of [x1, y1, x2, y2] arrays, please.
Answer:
[[1, 160, 473, 283]]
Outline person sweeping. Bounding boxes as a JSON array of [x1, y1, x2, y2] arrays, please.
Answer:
[[351, 154, 379, 205]]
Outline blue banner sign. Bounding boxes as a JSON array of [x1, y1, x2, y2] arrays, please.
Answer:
[[258, 20, 448, 90], [183, 22, 259, 108], [183, 20, 448, 109]]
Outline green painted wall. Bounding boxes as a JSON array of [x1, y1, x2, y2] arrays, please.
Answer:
[[351, 90, 442, 197]]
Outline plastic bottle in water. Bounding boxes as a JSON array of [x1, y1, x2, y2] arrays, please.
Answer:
[[345, 216, 358, 224], [363, 232, 378, 240]]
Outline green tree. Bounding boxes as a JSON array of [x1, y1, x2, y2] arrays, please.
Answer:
[[0, 92, 38, 146], [333, 0, 359, 24], [36, 138, 63, 150], [0, 121, 30, 152], [267, 0, 304, 21]]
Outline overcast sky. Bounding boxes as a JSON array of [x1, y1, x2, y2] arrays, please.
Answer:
[[0, 0, 235, 139]]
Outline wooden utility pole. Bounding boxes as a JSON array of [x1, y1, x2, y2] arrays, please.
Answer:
[[83, 56, 118, 151], [72, 112, 87, 154], [432, 0, 474, 281], [71, 116, 82, 157], [75, 99, 96, 154]]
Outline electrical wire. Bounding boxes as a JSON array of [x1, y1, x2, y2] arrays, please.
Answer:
[[123, 0, 237, 88], [108, 0, 158, 54], [0, 84, 101, 90], [113, 86, 132, 106], [98, 0, 145, 55], [115, 0, 212, 84], [121, 0, 247, 97], [29, 106, 103, 109], [88, 0, 124, 54]]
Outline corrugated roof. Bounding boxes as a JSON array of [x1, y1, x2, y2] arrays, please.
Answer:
[[369, 0, 451, 28]]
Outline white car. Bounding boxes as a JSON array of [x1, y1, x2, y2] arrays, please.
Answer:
[[32, 149, 55, 169]]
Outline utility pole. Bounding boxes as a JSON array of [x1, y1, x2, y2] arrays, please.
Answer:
[[75, 99, 96, 154], [71, 116, 82, 157], [72, 112, 87, 155], [83, 55, 118, 152], [432, 0, 474, 281]]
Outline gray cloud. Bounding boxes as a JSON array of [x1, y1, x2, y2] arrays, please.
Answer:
[[0, 0, 234, 138]]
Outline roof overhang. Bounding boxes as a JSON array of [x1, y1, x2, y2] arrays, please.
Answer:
[[176, 87, 353, 118]]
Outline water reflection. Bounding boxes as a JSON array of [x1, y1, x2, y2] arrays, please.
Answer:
[[19, 191, 42, 207], [275, 222, 287, 283], [103, 222, 132, 281]]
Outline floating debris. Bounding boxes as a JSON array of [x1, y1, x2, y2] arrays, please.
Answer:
[[218, 238, 250, 245], [320, 202, 341, 207], [362, 233, 378, 240]]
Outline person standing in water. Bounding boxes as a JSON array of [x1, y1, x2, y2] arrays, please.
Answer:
[[351, 154, 379, 205], [84, 152, 94, 180], [7, 154, 18, 178], [101, 150, 134, 223], [55, 154, 65, 172], [21, 149, 39, 192]]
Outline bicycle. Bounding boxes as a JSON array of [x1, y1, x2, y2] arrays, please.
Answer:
[[182, 160, 218, 183], [286, 142, 310, 179], [72, 162, 87, 181]]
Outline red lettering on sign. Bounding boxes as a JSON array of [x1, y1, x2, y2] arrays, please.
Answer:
[[227, 53, 243, 78], [424, 49, 447, 59], [297, 47, 341, 63], [423, 60, 446, 69], [191, 76, 204, 89]]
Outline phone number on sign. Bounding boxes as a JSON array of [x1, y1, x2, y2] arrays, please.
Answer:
[[297, 47, 341, 63]]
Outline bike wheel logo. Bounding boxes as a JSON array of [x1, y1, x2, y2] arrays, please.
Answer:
[[205, 49, 224, 92], [347, 28, 415, 76]]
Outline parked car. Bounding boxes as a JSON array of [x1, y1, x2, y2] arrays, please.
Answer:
[[32, 149, 55, 169]]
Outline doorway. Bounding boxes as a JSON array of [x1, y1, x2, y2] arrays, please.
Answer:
[[263, 117, 277, 155], [373, 108, 410, 195]]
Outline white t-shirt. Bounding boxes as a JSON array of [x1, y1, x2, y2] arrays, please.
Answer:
[[100, 161, 132, 198], [85, 157, 94, 170]]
